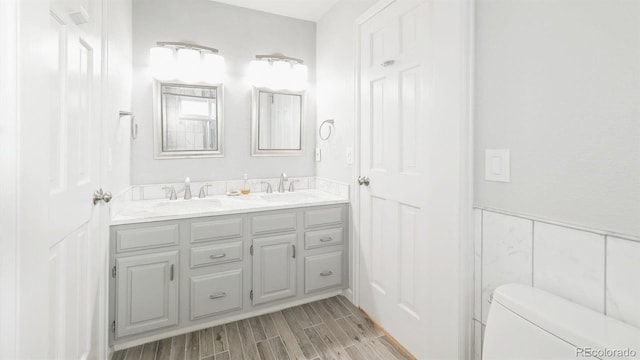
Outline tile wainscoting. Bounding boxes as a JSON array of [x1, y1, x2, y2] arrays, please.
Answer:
[[472, 207, 640, 360]]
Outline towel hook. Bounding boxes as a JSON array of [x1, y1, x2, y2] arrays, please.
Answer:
[[119, 111, 137, 140]]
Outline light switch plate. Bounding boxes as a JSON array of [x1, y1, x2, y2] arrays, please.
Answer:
[[485, 149, 510, 182], [315, 148, 322, 162], [345, 147, 353, 165]]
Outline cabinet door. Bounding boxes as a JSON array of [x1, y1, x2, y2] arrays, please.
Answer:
[[252, 234, 296, 305], [115, 251, 179, 338]]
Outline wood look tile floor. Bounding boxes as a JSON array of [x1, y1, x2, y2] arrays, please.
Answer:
[[112, 296, 413, 360]]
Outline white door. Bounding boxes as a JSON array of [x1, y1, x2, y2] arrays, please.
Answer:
[[358, 0, 465, 358], [46, 0, 107, 358]]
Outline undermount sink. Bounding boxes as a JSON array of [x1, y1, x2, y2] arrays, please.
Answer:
[[155, 198, 222, 209], [260, 192, 319, 203]]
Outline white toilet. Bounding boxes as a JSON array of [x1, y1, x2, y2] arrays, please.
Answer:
[[483, 284, 640, 360]]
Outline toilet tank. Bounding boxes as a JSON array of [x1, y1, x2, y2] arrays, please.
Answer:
[[483, 284, 640, 360]]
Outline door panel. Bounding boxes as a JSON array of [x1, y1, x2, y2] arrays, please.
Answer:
[[399, 66, 420, 174], [398, 203, 420, 319], [252, 234, 296, 305]]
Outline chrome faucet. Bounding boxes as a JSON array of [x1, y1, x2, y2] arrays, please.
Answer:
[[288, 180, 299, 192], [198, 184, 211, 198], [261, 181, 273, 193], [184, 177, 192, 200], [162, 186, 178, 200], [278, 173, 288, 193]]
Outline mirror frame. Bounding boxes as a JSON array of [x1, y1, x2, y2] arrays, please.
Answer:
[[153, 80, 224, 159], [251, 86, 305, 157]]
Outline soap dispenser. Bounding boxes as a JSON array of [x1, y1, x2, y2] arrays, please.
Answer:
[[241, 174, 251, 195]]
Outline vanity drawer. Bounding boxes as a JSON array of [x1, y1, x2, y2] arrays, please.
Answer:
[[190, 242, 243, 268], [191, 217, 244, 244], [304, 251, 343, 294], [115, 224, 179, 253], [251, 212, 297, 235], [304, 207, 343, 229], [190, 269, 242, 320], [305, 227, 343, 249]]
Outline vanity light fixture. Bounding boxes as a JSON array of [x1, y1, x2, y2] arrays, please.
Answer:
[[150, 41, 225, 83], [249, 54, 308, 91]]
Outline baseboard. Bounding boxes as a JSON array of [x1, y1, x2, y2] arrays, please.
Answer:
[[342, 288, 354, 303]]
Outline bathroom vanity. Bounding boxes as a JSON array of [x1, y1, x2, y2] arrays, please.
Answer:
[[108, 190, 349, 348]]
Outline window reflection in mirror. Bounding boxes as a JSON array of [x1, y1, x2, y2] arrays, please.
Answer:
[[252, 88, 304, 156], [154, 82, 223, 158]]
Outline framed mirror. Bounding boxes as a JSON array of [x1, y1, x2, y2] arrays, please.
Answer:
[[251, 87, 305, 156], [154, 81, 223, 158]]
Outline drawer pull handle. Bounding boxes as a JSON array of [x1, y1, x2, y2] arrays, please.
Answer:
[[209, 292, 227, 300], [320, 237, 333, 242], [210, 253, 227, 259], [320, 271, 333, 277], [170, 264, 174, 281]]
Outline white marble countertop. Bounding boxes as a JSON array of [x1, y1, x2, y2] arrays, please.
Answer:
[[110, 189, 349, 225]]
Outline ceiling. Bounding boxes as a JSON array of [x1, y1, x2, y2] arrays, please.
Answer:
[[211, 0, 341, 22]]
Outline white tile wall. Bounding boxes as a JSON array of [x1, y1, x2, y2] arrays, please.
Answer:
[[533, 222, 605, 313], [606, 236, 640, 328], [481, 211, 533, 323], [472, 208, 639, 357]]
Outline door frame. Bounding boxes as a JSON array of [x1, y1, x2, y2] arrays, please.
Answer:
[[99, 0, 111, 356], [0, 0, 20, 357], [351, 0, 475, 358]]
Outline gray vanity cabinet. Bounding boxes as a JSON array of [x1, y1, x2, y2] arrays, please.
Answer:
[[110, 203, 348, 347], [251, 233, 297, 305], [115, 251, 179, 338]]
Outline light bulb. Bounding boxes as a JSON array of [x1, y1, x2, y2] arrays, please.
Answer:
[[290, 63, 309, 91], [177, 48, 201, 83], [249, 60, 271, 88], [150, 46, 175, 80], [202, 53, 225, 83], [272, 60, 292, 90]]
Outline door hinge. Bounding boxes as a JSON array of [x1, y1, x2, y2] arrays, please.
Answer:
[[250, 245, 253, 256], [111, 265, 117, 278], [111, 321, 116, 333], [250, 290, 253, 301]]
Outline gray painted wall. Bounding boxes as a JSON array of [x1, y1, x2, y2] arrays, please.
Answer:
[[475, 0, 640, 236], [107, 0, 132, 195], [132, 0, 316, 184], [315, 0, 376, 184]]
